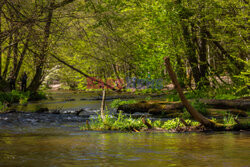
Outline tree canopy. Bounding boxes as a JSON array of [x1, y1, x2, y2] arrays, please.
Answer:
[[0, 0, 249, 93]]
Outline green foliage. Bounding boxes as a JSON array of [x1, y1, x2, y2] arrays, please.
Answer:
[[0, 102, 3, 112], [171, 86, 246, 101], [182, 101, 209, 119], [29, 91, 47, 101], [182, 110, 192, 119], [234, 61, 250, 95], [145, 96, 152, 101], [0, 90, 29, 104], [0, 90, 46, 105], [192, 101, 209, 116], [81, 111, 200, 131], [161, 118, 200, 130], [81, 111, 146, 131], [223, 114, 237, 125], [1, 0, 248, 94], [135, 88, 159, 94], [110, 99, 137, 108], [166, 93, 180, 102]]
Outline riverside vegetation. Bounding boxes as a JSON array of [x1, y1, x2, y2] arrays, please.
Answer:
[[81, 110, 250, 132], [81, 93, 250, 132], [0, 90, 47, 112], [0, 0, 249, 132]]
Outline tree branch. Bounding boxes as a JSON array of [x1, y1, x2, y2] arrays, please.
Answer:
[[50, 53, 120, 91]]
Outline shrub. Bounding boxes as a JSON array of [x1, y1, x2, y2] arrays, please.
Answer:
[[81, 111, 146, 131], [81, 111, 200, 132], [223, 113, 237, 125]]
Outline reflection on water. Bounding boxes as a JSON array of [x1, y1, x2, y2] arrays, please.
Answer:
[[13, 91, 105, 112], [0, 129, 249, 167]]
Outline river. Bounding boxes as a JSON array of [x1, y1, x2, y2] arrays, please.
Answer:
[[0, 91, 249, 167]]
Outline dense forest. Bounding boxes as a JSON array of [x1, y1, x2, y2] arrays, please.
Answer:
[[0, 0, 249, 93]]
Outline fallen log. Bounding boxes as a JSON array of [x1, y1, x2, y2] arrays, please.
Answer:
[[117, 100, 184, 116], [200, 99, 250, 110]]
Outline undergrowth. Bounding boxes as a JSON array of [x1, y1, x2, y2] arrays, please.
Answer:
[[81, 111, 200, 131], [165, 86, 249, 102], [0, 90, 47, 105]]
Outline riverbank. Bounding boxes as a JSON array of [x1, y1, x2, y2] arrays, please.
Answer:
[[1, 90, 249, 130]]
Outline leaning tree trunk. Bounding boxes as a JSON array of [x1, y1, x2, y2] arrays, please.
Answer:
[[164, 57, 219, 128]]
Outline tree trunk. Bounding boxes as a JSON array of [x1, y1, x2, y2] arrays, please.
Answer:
[[205, 30, 242, 74], [176, 0, 202, 88], [13, 39, 29, 80], [3, 34, 12, 79], [164, 57, 217, 128], [181, 22, 201, 88], [28, 0, 54, 92], [13, 34, 18, 73], [198, 25, 210, 88]]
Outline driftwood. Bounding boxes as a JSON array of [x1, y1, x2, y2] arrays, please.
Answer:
[[200, 99, 250, 111]]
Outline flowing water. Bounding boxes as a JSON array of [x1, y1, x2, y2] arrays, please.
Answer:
[[0, 91, 250, 167], [0, 129, 249, 167]]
